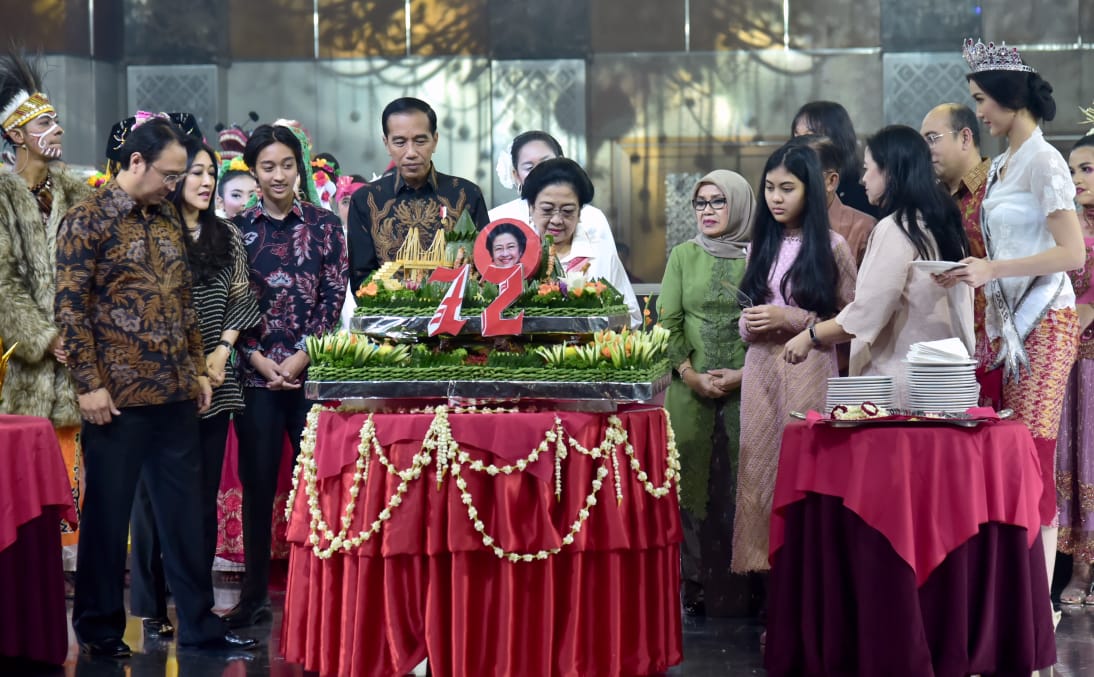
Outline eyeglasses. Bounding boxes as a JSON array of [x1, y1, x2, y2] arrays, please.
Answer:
[[149, 164, 187, 186], [533, 204, 579, 221], [924, 130, 960, 147], [692, 198, 728, 211]]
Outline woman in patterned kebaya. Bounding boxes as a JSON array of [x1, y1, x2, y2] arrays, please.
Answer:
[[941, 40, 1084, 584], [731, 143, 856, 573], [1055, 131, 1094, 605]]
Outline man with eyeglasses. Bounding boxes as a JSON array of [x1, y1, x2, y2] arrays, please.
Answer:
[[55, 116, 258, 657], [920, 103, 994, 397], [347, 97, 489, 290]]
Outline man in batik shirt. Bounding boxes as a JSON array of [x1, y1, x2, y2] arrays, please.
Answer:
[[346, 97, 489, 289], [56, 117, 256, 657], [921, 103, 996, 402], [225, 122, 347, 628]]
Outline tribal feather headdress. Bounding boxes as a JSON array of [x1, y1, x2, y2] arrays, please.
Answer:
[[0, 49, 55, 137]]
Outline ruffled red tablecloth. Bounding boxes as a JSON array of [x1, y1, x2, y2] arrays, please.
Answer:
[[767, 420, 1055, 675], [0, 414, 79, 665], [280, 405, 683, 677]]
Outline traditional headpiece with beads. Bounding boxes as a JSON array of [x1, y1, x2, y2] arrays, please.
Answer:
[[103, 111, 204, 175], [0, 50, 55, 137], [962, 38, 1036, 74], [2, 92, 54, 134]]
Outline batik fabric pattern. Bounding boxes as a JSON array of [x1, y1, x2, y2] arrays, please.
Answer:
[[233, 199, 347, 388], [1057, 237, 1094, 560], [345, 165, 489, 289], [1002, 308, 1079, 524], [731, 233, 857, 573], [55, 180, 205, 406]]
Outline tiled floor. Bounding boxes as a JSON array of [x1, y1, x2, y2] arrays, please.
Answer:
[[4, 578, 1094, 676]]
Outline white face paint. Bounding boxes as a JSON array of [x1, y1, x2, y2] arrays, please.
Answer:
[[27, 113, 62, 158]]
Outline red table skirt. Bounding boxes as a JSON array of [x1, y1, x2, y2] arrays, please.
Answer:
[[280, 406, 683, 677], [0, 510, 69, 665], [284, 548, 681, 677], [767, 494, 1055, 676]]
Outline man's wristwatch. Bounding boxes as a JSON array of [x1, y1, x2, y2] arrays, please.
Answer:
[[216, 340, 233, 351]]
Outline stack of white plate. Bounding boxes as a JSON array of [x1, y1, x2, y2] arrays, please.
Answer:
[[826, 376, 895, 413], [904, 360, 979, 412]]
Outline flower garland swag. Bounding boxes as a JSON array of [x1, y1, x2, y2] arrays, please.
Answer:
[[286, 404, 681, 561]]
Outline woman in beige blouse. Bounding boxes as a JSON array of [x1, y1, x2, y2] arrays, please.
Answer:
[[783, 125, 973, 401]]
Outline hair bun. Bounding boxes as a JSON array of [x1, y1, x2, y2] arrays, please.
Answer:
[[1028, 73, 1057, 122]]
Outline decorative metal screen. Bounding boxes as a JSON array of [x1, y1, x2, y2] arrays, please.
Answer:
[[126, 65, 222, 135], [488, 60, 587, 201], [665, 172, 705, 258], [882, 53, 972, 128]]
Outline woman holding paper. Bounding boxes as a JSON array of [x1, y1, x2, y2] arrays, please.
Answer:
[[943, 42, 1081, 585], [782, 125, 973, 405]]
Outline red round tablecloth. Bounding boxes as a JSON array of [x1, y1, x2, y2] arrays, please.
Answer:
[[0, 414, 78, 665], [0, 415, 78, 551], [767, 420, 1055, 675], [280, 405, 683, 677], [770, 420, 1044, 585]]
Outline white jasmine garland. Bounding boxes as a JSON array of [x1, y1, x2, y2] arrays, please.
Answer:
[[286, 404, 681, 561]]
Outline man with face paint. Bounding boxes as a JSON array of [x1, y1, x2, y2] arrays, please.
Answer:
[[0, 50, 89, 570]]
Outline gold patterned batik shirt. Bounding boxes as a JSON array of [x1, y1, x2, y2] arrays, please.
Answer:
[[345, 165, 489, 290], [955, 157, 991, 366], [54, 180, 206, 407]]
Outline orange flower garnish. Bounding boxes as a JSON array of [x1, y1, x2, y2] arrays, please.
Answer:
[[356, 282, 379, 298]]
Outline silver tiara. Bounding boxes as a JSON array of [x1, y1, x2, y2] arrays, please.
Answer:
[[963, 38, 1036, 74]]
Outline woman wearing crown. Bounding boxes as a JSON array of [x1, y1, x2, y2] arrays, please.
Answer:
[[942, 39, 1085, 586], [0, 50, 90, 569]]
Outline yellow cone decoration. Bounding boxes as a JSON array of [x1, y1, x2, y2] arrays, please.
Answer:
[[0, 338, 17, 404]]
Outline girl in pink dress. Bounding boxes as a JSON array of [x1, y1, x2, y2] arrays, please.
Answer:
[[731, 143, 857, 573]]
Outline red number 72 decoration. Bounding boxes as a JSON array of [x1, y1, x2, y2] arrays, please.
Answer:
[[426, 264, 470, 336], [480, 264, 524, 336]]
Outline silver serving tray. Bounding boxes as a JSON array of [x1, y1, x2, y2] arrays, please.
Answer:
[[305, 371, 671, 404], [789, 408, 1014, 428], [350, 312, 631, 340]]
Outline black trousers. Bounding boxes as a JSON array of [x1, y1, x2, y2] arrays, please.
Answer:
[[73, 400, 225, 645], [233, 387, 311, 607], [130, 412, 231, 618]]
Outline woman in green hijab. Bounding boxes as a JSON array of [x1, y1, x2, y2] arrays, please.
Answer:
[[658, 169, 753, 615]]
